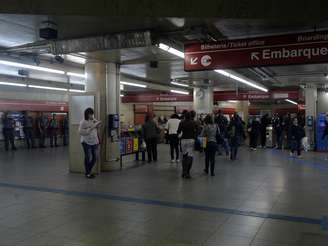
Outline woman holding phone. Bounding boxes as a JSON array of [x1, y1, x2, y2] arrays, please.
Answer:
[[78, 108, 101, 179]]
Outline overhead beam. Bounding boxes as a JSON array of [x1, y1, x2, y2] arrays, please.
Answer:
[[0, 0, 326, 22]]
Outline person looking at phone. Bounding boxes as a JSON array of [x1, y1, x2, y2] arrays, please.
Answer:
[[78, 108, 101, 179]]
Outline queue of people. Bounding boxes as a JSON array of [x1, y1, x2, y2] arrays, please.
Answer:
[[1, 111, 69, 151], [248, 112, 306, 158]]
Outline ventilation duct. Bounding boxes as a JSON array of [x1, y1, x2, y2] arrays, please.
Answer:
[[0, 31, 152, 55]]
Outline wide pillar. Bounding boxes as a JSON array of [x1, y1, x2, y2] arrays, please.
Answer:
[[304, 86, 317, 149], [236, 101, 249, 123], [85, 62, 121, 171], [193, 87, 213, 114]]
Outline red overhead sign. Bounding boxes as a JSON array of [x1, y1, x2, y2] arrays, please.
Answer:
[[185, 31, 328, 71]]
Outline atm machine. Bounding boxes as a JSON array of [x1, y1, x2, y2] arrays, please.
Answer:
[[316, 113, 327, 151]]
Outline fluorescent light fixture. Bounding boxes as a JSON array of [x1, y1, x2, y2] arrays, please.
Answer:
[[0, 81, 27, 87], [171, 81, 189, 87], [28, 85, 68, 91], [65, 55, 86, 64], [159, 43, 185, 58], [0, 60, 65, 74], [69, 89, 86, 93], [228, 100, 238, 103], [67, 72, 86, 78], [120, 81, 147, 88], [170, 89, 189, 95], [120, 84, 124, 90], [120, 94, 124, 97], [285, 99, 298, 105], [215, 69, 268, 93]]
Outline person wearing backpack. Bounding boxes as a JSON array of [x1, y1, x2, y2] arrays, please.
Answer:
[[202, 114, 219, 176]]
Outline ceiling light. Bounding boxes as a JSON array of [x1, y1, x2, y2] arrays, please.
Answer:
[[120, 84, 124, 90], [285, 99, 298, 105], [159, 43, 185, 58], [120, 81, 147, 88], [65, 55, 86, 64], [215, 70, 268, 93], [171, 81, 189, 87], [0, 81, 27, 87], [120, 94, 124, 97], [69, 89, 86, 93], [67, 72, 86, 78], [0, 60, 65, 74], [28, 85, 68, 91], [170, 89, 189, 95], [228, 100, 238, 103]]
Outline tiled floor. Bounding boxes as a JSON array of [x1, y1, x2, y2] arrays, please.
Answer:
[[0, 145, 328, 245]]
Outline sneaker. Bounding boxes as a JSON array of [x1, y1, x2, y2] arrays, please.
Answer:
[[171, 159, 175, 163], [86, 174, 95, 179], [298, 155, 303, 159], [289, 152, 294, 157], [176, 159, 180, 163]]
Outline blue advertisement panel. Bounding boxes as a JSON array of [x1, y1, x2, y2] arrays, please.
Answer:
[[316, 112, 328, 151]]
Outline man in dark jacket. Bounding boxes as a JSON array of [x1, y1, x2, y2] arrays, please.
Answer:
[[215, 110, 229, 155], [142, 114, 159, 163], [249, 118, 261, 150], [228, 113, 245, 160], [2, 112, 17, 151], [273, 114, 284, 149], [260, 114, 269, 148], [289, 117, 305, 157]]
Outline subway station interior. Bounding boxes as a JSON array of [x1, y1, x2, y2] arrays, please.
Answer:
[[1, 1, 328, 245]]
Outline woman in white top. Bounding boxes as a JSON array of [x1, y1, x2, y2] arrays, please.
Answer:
[[78, 108, 101, 179], [166, 113, 181, 163]]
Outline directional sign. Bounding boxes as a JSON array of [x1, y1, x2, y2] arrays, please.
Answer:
[[184, 31, 328, 71]]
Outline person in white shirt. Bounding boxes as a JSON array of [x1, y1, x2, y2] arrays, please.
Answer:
[[166, 114, 181, 163], [78, 108, 101, 179]]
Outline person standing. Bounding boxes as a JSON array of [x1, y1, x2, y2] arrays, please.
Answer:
[[166, 114, 181, 163], [62, 115, 69, 146], [49, 114, 59, 147], [177, 112, 197, 179], [249, 117, 260, 150], [2, 112, 17, 151], [202, 115, 218, 176], [37, 113, 48, 148], [283, 113, 292, 149], [215, 110, 229, 156], [260, 114, 269, 148], [22, 111, 35, 149], [289, 117, 305, 158], [273, 114, 284, 149], [142, 114, 159, 163], [227, 113, 245, 160], [79, 108, 101, 179]]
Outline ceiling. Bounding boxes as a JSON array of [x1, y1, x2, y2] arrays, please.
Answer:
[[1, 14, 328, 93]]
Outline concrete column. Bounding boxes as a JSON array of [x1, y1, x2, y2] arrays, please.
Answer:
[[236, 101, 249, 123], [304, 86, 317, 149], [193, 87, 213, 114], [85, 62, 120, 171]]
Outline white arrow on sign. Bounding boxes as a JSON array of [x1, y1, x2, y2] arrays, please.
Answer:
[[190, 57, 198, 65], [251, 52, 260, 61]]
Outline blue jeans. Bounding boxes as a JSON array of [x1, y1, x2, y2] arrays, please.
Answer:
[[82, 143, 98, 175]]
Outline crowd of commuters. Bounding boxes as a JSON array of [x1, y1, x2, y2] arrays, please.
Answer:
[[141, 110, 247, 179], [1, 111, 69, 151], [140, 110, 309, 180]]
